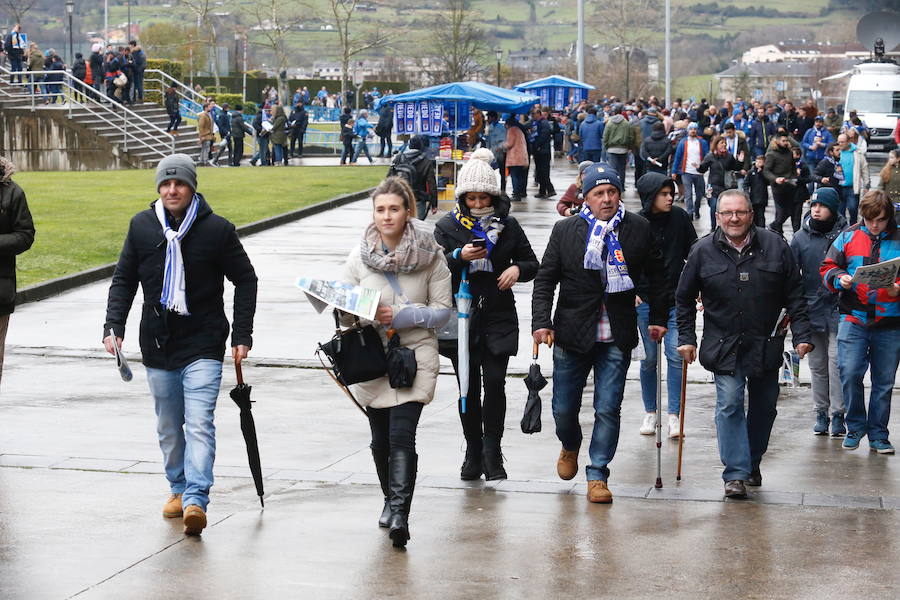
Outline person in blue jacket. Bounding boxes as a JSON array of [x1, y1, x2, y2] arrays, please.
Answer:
[[579, 107, 605, 163], [801, 116, 834, 193], [352, 109, 375, 164]]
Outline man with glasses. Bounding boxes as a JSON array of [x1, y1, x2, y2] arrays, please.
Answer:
[[675, 189, 813, 498]]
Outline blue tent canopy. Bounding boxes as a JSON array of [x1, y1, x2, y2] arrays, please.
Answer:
[[514, 75, 595, 92], [374, 81, 540, 114]]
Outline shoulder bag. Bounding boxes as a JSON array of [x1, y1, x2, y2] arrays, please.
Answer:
[[317, 309, 387, 386], [382, 272, 418, 389]]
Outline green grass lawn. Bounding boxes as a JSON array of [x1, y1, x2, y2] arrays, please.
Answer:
[[13, 166, 384, 288]]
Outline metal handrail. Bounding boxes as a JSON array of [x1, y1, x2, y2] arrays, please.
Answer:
[[0, 65, 175, 161], [144, 69, 206, 118]]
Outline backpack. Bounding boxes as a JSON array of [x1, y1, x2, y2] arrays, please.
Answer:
[[388, 155, 424, 198]]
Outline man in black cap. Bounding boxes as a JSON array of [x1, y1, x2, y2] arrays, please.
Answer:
[[103, 154, 258, 536], [532, 163, 668, 504]]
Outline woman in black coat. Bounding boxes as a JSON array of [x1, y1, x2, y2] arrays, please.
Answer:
[[699, 135, 742, 229], [434, 149, 539, 481]]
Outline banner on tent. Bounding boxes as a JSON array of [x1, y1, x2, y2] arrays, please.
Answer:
[[393, 101, 446, 136]]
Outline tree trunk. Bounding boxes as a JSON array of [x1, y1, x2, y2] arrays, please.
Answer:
[[529, 1, 537, 24]]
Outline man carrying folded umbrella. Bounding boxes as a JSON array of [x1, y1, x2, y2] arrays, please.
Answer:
[[532, 163, 669, 503], [103, 154, 258, 535]]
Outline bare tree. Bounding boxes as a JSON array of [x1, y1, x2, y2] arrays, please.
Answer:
[[0, 0, 37, 25], [321, 0, 396, 100], [592, 0, 660, 99], [179, 0, 229, 89], [525, 0, 537, 24], [245, 0, 303, 103], [426, 0, 488, 84]]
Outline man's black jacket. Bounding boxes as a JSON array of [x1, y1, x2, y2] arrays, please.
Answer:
[[676, 226, 812, 376], [532, 210, 669, 354], [104, 195, 258, 370]]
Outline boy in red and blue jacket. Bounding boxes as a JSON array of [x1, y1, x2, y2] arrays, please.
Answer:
[[820, 190, 900, 453]]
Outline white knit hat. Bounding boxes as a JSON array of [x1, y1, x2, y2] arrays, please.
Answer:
[[455, 148, 500, 199]]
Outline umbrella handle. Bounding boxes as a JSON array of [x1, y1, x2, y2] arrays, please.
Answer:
[[532, 341, 539, 360], [547, 332, 554, 348], [235, 360, 244, 386]]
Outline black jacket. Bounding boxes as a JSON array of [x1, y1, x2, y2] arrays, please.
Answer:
[[164, 91, 179, 116], [0, 169, 36, 316], [434, 195, 539, 356], [104, 196, 258, 370], [636, 173, 697, 302], [763, 144, 795, 193], [289, 107, 308, 136], [72, 58, 87, 81], [532, 209, 669, 354], [699, 151, 741, 194], [89, 51, 104, 81], [393, 149, 436, 210], [230, 110, 247, 139], [533, 118, 553, 155], [790, 213, 846, 332], [640, 130, 673, 174], [742, 166, 769, 206], [813, 157, 841, 188], [676, 226, 812, 376]]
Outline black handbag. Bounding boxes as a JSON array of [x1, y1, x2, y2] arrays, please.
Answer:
[[386, 332, 417, 389], [317, 310, 387, 386]]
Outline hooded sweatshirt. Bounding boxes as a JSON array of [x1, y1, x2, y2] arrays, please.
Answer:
[[635, 172, 697, 302], [579, 113, 604, 151], [640, 128, 673, 174]]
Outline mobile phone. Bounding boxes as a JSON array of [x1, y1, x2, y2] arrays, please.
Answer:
[[471, 238, 487, 248]]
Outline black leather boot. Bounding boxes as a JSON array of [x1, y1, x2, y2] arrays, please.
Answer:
[[460, 440, 483, 481], [482, 436, 507, 481], [372, 448, 391, 528], [387, 448, 417, 549]]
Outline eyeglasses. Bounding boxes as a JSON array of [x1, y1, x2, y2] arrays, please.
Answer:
[[716, 210, 752, 219]]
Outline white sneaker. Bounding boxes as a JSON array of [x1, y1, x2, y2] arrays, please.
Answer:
[[639, 412, 656, 435], [668, 414, 682, 439]]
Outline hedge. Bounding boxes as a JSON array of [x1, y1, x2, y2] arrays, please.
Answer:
[[145, 59, 186, 105]]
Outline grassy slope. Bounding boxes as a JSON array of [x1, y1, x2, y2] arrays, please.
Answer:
[[13, 166, 384, 288]]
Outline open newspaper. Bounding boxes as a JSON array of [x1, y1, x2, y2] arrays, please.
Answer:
[[297, 277, 381, 321], [850, 256, 900, 289]]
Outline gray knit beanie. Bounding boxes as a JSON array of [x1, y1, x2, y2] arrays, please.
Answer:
[[455, 148, 500, 199], [155, 154, 197, 192]]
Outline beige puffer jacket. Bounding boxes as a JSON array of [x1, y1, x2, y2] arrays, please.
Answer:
[[342, 235, 452, 409]]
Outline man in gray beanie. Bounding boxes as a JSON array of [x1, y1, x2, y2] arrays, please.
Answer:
[[103, 154, 258, 535]]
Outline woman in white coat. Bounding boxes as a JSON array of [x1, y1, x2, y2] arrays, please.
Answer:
[[343, 176, 452, 548]]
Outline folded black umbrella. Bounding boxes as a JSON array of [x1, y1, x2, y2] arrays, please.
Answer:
[[230, 362, 265, 507], [521, 341, 550, 434]]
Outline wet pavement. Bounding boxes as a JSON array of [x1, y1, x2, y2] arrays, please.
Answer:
[[2, 158, 899, 598]]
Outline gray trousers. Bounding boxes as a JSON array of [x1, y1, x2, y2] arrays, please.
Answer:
[[0, 314, 8, 386], [809, 328, 844, 415]]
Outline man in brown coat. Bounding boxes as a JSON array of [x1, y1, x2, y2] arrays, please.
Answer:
[[197, 101, 215, 165]]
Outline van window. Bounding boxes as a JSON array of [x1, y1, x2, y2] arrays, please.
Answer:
[[847, 91, 900, 114]]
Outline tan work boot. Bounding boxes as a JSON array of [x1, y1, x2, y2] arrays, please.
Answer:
[[162, 493, 183, 518], [183, 504, 207, 536], [557, 448, 578, 481], [587, 480, 613, 503]]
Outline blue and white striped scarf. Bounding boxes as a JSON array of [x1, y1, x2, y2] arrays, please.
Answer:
[[579, 203, 634, 293], [154, 195, 200, 315]]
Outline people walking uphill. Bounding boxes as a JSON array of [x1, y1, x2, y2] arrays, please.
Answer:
[[821, 190, 900, 455], [635, 172, 697, 438], [164, 87, 181, 135], [103, 155, 258, 535], [764, 132, 799, 235], [699, 135, 743, 230], [0, 156, 35, 388], [672, 124, 709, 220], [342, 177, 452, 548], [640, 122, 673, 176], [835, 133, 870, 225], [532, 163, 669, 504], [434, 149, 539, 482], [676, 189, 813, 499], [743, 154, 769, 228], [602, 105, 634, 191], [790, 188, 846, 436]]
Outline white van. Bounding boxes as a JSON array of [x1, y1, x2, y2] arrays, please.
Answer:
[[843, 61, 900, 152]]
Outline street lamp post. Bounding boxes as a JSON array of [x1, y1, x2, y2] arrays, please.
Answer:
[[65, 0, 75, 66], [495, 47, 502, 87]]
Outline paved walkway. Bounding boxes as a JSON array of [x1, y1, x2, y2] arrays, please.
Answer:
[[2, 158, 898, 598]]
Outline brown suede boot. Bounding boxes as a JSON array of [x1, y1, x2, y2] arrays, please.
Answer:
[[557, 448, 578, 481], [587, 480, 613, 504], [183, 504, 207, 536], [162, 493, 183, 518]]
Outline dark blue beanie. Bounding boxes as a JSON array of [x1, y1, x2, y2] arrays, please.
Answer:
[[811, 187, 839, 216], [582, 162, 623, 195]]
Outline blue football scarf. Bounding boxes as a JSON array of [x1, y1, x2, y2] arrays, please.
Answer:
[[579, 203, 634, 293], [452, 206, 504, 273], [154, 194, 200, 315]]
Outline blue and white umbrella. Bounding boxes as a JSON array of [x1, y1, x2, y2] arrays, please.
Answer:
[[455, 266, 473, 413]]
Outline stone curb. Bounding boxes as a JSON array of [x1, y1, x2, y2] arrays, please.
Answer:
[[14, 187, 375, 306]]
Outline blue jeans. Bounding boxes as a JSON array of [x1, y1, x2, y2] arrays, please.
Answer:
[[607, 152, 628, 189], [146, 359, 223, 510], [837, 320, 900, 441], [273, 143, 286, 164], [838, 186, 859, 224], [681, 172, 705, 216], [340, 143, 353, 164], [583, 149, 602, 163], [508, 165, 527, 197], [552, 342, 631, 481], [353, 139, 372, 163], [713, 361, 780, 481], [636, 303, 682, 414]]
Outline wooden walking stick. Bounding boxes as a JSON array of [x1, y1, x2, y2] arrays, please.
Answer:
[[676, 358, 688, 481]]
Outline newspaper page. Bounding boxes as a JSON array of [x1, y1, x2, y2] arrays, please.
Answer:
[[297, 278, 381, 321], [108, 328, 133, 382], [850, 256, 900, 289]]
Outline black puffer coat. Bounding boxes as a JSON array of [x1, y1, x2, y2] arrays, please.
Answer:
[[104, 195, 258, 369], [0, 160, 35, 316], [532, 209, 669, 354], [434, 194, 538, 356], [635, 173, 697, 302]]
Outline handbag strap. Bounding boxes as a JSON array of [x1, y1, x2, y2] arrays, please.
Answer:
[[383, 272, 412, 306]]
